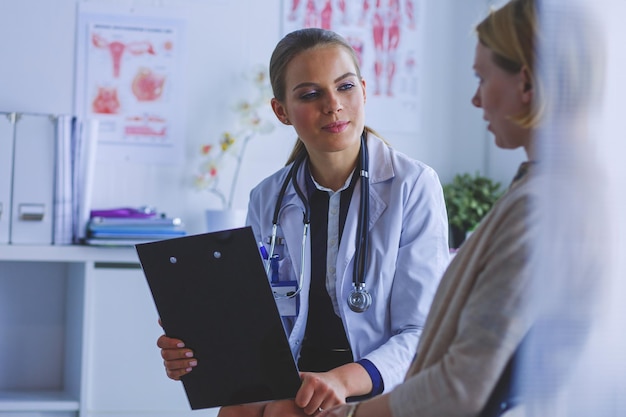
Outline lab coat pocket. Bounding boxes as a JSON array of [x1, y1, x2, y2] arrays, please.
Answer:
[[272, 254, 299, 317]]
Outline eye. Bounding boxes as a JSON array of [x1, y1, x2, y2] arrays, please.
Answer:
[[338, 82, 356, 91], [299, 90, 320, 100]]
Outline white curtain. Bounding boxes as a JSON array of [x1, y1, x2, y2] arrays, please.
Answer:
[[519, 0, 626, 415]]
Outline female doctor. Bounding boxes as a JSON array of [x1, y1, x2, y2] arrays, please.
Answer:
[[157, 28, 449, 417]]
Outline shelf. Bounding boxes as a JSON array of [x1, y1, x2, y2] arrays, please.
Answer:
[[0, 391, 79, 411], [0, 244, 139, 263], [0, 246, 196, 416]]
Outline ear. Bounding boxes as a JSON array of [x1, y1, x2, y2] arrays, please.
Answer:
[[271, 98, 291, 125], [520, 66, 533, 105], [360, 78, 367, 104]]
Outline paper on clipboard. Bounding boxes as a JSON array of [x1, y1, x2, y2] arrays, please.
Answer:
[[136, 226, 301, 409]]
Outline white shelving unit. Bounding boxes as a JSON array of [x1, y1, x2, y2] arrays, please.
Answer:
[[0, 245, 219, 417]]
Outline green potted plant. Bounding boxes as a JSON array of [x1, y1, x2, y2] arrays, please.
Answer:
[[443, 172, 504, 248]]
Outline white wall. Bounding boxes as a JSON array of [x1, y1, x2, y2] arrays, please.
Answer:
[[0, 0, 522, 235]]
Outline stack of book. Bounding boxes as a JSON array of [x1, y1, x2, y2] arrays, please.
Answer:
[[85, 210, 186, 246]]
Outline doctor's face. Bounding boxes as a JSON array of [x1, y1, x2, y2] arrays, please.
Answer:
[[471, 42, 532, 152], [271, 45, 367, 159]]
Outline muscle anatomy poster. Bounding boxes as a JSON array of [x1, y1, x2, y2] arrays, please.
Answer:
[[75, 4, 187, 163], [283, 0, 422, 134]]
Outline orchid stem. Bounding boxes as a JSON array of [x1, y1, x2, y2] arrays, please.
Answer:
[[227, 133, 251, 210]]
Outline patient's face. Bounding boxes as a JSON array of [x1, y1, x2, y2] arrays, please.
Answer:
[[471, 42, 531, 152]]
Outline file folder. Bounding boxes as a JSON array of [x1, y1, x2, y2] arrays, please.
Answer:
[[10, 114, 56, 244], [53, 115, 75, 245], [0, 113, 16, 244], [136, 227, 302, 410]]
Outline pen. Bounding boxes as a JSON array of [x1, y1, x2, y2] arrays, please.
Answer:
[[258, 242, 269, 260], [271, 254, 280, 283]]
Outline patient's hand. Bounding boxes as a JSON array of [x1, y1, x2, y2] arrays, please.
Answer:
[[263, 399, 310, 417], [217, 402, 266, 417]]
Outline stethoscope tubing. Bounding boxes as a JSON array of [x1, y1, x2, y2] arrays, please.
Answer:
[[267, 153, 309, 298], [353, 138, 369, 287], [267, 132, 370, 308]]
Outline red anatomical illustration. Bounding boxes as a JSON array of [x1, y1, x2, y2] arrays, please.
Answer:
[[92, 86, 120, 114], [132, 68, 166, 102]]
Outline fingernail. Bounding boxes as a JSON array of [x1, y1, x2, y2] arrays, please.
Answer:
[[189, 360, 197, 367], [185, 367, 192, 372], [185, 351, 193, 358], [177, 342, 185, 348]]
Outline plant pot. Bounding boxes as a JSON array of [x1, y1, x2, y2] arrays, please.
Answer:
[[205, 209, 247, 233]]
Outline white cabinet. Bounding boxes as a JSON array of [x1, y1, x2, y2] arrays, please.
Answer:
[[0, 246, 219, 417]]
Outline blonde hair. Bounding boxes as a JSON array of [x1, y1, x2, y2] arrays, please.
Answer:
[[476, 0, 541, 127]]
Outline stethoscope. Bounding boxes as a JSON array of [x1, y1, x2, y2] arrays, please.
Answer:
[[265, 132, 372, 313]]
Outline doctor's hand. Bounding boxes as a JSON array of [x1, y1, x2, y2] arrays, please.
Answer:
[[156, 319, 197, 381], [294, 371, 347, 415], [295, 363, 373, 415]]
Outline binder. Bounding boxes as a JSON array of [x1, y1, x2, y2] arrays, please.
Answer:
[[0, 113, 16, 244], [10, 114, 56, 244], [74, 118, 99, 243], [53, 115, 74, 245]]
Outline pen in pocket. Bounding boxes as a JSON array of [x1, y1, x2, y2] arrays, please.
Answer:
[[258, 241, 269, 260]]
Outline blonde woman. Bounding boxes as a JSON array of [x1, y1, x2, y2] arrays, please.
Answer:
[[321, 0, 541, 416]]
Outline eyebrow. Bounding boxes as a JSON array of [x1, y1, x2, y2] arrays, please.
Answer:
[[292, 72, 358, 91]]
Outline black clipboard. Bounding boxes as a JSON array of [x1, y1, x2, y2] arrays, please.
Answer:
[[136, 226, 302, 410]]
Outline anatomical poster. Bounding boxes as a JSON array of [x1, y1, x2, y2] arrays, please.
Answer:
[[75, 4, 187, 163], [283, 0, 422, 134]]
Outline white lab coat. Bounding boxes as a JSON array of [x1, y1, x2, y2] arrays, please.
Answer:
[[246, 133, 449, 392]]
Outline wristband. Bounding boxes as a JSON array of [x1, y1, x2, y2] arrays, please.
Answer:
[[346, 402, 360, 417]]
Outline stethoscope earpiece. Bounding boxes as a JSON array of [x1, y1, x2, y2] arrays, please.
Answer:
[[347, 283, 372, 313]]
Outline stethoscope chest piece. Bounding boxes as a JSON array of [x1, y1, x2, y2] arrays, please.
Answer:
[[347, 283, 372, 313]]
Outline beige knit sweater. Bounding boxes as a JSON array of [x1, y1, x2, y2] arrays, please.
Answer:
[[389, 164, 537, 417]]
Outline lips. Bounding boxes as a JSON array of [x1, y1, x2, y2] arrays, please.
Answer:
[[483, 116, 491, 131], [322, 121, 349, 133]]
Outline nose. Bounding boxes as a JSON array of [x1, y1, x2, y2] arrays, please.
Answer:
[[324, 91, 342, 114], [471, 87, 481, 108]]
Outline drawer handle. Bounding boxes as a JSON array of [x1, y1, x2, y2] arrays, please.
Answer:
[[19, 203, 45, 221]]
